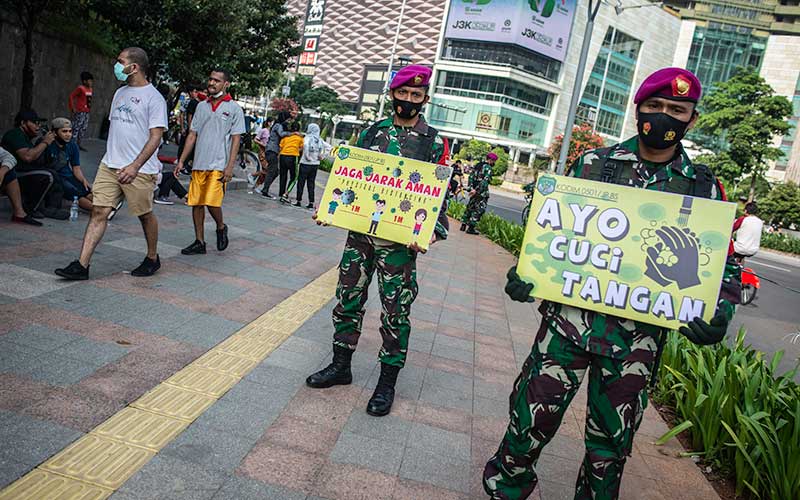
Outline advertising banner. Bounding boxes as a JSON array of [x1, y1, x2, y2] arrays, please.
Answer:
[[516, 174, 736, 329], [299, 0, 326, 75], [317, 147, 452, 250], [445, 0, 577, 62]]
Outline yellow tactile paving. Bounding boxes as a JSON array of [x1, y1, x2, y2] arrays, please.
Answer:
[[193, 350, 259, 377], [91, 408, 187, 452], [41, 435, 154, 489], [0, 470, 112, 500], [0, 264, 340, 499], [131, 383, 217, 422], [164, 365, 240, 397]]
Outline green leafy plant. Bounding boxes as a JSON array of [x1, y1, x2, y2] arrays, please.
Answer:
[[489, 176, 504, 186], [760, 232, 800, 255], [653, 329, 800, 499], [447, 201, 525, 255]]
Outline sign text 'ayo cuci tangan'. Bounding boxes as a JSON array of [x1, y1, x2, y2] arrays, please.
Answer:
[[517, 174, 736, 329]]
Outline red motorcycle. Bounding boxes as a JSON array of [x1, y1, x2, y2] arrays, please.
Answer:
[[737, 258, 760, 305]]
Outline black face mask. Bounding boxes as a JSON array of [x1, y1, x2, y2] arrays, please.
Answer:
[[637, 111, 692, 150], [393, 98, 424, 120]]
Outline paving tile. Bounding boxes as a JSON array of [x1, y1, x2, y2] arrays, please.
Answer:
[[539, 479, 573, 500], [105, 237, 184, 259], [0, 457, 32, 489], [237, 443, 325, 494], [52, 336, 132, 365], [0, 263, 79, 299], [398, 449, 471, 494], [341, 410, 412, 444], [473, 396, 508, 419], [419, 381, 473, 412], [161, 424, 257, 473], [433, 333, 474, 353], [20, 386, 123, 433], [13, 352, 102, 386], [330, 431, 405, 475], [259, 414, 341, 455], [391, 478, 465, 500], [212, 475, 307, 500], [1, 324, 84, 352], [313, 462, 398, 500], [170, 315, 243, 349], [116, 454, 226, 500], [407, 422, 471, 462], [0, 413, 82, 466], [423, 368, 473, 393], [413, 402, 473, 435]]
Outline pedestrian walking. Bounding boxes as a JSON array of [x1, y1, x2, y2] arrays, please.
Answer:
[[306, 65, 450, 417], [68, 72, 93, 151], [55, 47, 167, 280], [483, 68, 742, 500], [460, 152, 495, 234], [295, 123, 330, 209], [261, 111, 298, 199], [176, 68, 244, 255], [278, 121, 303, 204]]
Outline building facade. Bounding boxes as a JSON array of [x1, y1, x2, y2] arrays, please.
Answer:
[[428, 0, 682, 164], [667, 0, 800, 182]]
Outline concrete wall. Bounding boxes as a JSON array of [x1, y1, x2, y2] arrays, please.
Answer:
[[0, 18, 118, 139], [672, 20, 697, 68], [552, 1, 682, 144]]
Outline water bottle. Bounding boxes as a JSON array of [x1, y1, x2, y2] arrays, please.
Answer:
[[69, 196, 79, 222]]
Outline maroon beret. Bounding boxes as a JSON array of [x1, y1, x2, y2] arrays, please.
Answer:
[[634, 68, 702, 104], [390, 65, 431, 90]]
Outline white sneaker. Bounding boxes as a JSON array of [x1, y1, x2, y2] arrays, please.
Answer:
[[154, 196, 174, 205]]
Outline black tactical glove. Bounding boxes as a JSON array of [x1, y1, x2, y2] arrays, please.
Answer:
[[505, 266, 535, 303], [678, 312, 728, 345]]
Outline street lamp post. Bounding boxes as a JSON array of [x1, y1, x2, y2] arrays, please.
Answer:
[[376, 0, 408, 118], [556, 0, 602, 175]]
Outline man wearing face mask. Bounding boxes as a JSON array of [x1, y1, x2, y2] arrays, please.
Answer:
[[484, 68, 741, 500], [306, 65, 450, 418], [55, 47, 167, 280]]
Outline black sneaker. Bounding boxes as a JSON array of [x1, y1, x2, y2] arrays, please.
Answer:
[[306, 203, 314, 210], [181, 240, 207, 255], [107, 200, 124, 221], [131, 255, 160, 277], [55, 260, 89, 280], [294, 201, 302, 207], [262, 191, 275, 200], [279, 196, 290, 204], [216, 225, 229, 251]]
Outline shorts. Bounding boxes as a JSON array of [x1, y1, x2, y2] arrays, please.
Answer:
[[61, 176, 91, 200], [0, 167, 17, 189], [93, 163, 156, 216], [188, 170, 226, 207]]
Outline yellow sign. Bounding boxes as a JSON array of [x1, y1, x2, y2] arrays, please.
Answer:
[[317, 146, 452, 250], [517, 174, 736, 329]]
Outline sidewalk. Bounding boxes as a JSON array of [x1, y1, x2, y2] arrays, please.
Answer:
[[0, 142, 718, 499]]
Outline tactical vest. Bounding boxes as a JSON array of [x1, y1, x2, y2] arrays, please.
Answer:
[[361, 121, 439, 162], [577, 146, 715, 199]]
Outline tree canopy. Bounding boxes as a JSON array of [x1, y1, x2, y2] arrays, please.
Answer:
[[454, 139, 510, 177], [548, 122, 605, 168], [759, 181, 800, 228], [694, 67, 792, 200]]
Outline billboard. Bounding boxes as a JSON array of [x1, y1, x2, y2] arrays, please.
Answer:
[[299, 0, 327, 76], [445, 0, 577, 62]]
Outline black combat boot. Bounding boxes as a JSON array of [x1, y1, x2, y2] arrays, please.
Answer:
[[367, 363, 400, 417], [306, 345, 353, 388], [466, 225, 479, 235], [460, 223, 467, 231]]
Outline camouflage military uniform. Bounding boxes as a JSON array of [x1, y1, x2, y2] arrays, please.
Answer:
[[332, 116, 448, 367], [462, 160, 493, 227], [484, 137, 740, 499]]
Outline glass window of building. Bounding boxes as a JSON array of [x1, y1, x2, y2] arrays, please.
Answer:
[[441, 39, 562, 82], [435, 71, 555, 115], [576, 27, 642, 138], [685, 25, 767, 89]]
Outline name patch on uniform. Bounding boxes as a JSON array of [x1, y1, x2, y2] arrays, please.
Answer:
[[317, 146, 452, 250], [517, 174, 736, 329]]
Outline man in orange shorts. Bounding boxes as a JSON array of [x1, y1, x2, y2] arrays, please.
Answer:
[[176, 68, 244, 254]]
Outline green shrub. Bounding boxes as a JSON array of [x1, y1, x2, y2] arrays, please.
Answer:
[[653, 329, 800, 499], [489, 176, 504, 186], [760, 232, 800, 254], [447, 201, 525, 255], [319, 158, 333, 172]]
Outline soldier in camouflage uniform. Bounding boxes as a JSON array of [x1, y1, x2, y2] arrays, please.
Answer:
[[461, 152, 496, 234], [307, 65, 450, 417], [484, 68, 742, 499]]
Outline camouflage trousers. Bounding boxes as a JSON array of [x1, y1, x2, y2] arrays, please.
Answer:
[[332, 232, 418, 367], [483, 314, 652, 500], [462, 194, 488, 227]]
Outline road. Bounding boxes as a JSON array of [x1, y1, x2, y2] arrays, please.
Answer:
[[485, 190, 800, 378]]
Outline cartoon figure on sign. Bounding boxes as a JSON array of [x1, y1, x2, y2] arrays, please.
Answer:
[[412, 208, 427, 242], [368, 199, 386, 235], [327, 188, 343, 224]]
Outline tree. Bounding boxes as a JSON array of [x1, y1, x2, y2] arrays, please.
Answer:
[[694, 67, 792, 201], [287, 74, 313, 107], [547, 122, 605, 168], [94, 0, 300, 105], [301, 86, 341, 110], [269, 98, 299, 116], [454, 139, 509, 177], [759, 181, 800, 228]]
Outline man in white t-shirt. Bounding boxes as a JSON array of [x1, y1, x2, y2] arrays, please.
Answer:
[[56, 47, 167, 280], [176, 68, 245, 255], [733, 201, 764, 260]]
